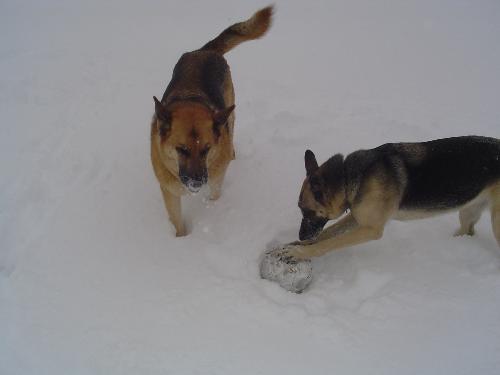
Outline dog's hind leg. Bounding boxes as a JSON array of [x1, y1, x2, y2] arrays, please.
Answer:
[[454, 199, 488, 236], [490, 183, 500, 247]]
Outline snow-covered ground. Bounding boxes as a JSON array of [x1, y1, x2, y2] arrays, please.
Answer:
[[1, 1, 500, 373]]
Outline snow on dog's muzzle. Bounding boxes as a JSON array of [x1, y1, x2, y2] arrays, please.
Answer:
[[180, 175, 206, 194]]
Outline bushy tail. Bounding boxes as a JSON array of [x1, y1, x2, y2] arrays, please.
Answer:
[[200, 5, 274, 55]]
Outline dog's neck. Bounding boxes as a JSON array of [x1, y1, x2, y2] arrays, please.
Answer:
[[328, 168, 349, 212], [319, 154, 348, 210]]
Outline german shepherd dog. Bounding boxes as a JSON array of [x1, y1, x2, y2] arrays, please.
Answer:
[[281, 136, 500, 260], [151, 6, 273, 236]]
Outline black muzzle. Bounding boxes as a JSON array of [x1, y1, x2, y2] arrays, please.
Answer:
[[299, 216, 328, 241]]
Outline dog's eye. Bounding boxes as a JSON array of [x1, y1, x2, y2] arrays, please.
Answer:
[[176, 146, 190, 157], [200, 144, 211, 158], [312, 189, 323, 203]]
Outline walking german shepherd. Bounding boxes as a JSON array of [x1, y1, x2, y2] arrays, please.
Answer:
[[281, 136, 500, 260], [151, 6, 273, 236]]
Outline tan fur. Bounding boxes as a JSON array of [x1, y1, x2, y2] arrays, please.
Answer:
[[286, 177, 500, 260], [151, 7, 272, 236], [151, 101, 234, 236], [453, 191, 489, 236], [290, 176, 399, 259], [490, 182, 500, 246], [316, 214, 357, 241], [299, 178, 346, 220]]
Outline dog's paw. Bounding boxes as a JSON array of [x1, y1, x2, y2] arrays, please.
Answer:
[[277, 245, 309, 262], [209, 191, 221, 201], [454, 227, 475, 237], [175, 228, 188, 237]]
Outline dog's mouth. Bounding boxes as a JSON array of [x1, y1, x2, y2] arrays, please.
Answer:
[[299, 216, 328, 241], [180, 176, 206, 194]]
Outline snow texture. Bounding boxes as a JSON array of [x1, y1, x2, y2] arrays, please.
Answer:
[[1, 0, 500, 374], [260, 247, 313, 293]]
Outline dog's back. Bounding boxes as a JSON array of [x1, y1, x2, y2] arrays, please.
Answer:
[[162, 51, 229, 110], [397, 136, 500, 210], [345, 136, 500, 211]]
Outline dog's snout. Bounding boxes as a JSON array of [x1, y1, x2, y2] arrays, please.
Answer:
[[180, 175, 203, 184], [299, 219, 315, 241], [180, 172, 207, 193], [299, 217, 328, 241], [189, 179, 203, 189]]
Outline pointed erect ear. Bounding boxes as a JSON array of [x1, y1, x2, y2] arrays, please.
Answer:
[[304, 149, 319, 176], [154, 96, 171, 123], [213, 105, 235, 126], [154, 96, 172, 137]]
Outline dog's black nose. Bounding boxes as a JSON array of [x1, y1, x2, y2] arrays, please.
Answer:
[[190, 180, 203, 189], [180, 175, 206, 193], [299, 223, 315, 241]]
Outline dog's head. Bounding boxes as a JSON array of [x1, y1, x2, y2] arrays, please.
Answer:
[[153, 96, 234, 193], [298, 150, 347, 240]]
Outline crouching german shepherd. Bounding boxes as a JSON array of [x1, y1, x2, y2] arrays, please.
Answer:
[[282, 136, 500, 260], [151, 6, 273, 236]]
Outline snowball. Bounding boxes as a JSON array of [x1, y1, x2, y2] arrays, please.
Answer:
[[259, 247, 313, 293]]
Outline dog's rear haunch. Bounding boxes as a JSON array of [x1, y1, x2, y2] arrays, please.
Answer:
[[151, 6, 273, 236], [284, 136, 500, 259]]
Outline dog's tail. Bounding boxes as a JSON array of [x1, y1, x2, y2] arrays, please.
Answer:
[[200, 5, 273, 55]]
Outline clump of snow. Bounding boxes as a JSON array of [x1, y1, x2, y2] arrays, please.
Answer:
[[1, 1, 500, 374], [260, 247, 313, 293]]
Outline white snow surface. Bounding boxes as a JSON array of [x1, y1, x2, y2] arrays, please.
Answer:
[[1, 1, 500, 374]]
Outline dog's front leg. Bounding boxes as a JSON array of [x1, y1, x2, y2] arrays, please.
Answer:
[[288, 214, 356, 246], [208, 162, 229, 201], [284, 223, 384, 260], [161, 187, 186, 237], [317, 213, 357, 241]]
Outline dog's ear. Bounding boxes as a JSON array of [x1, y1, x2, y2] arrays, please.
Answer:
[[212, 105, 235, 136], [154, 96, 171, 136], [304, 149, 319, 176]]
